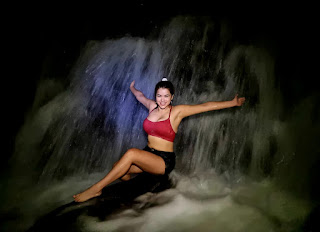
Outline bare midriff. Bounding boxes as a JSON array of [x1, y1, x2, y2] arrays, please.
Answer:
[[147, 135, 174, 152]]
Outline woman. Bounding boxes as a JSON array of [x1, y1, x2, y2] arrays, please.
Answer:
[[73, 78, 245, 202]]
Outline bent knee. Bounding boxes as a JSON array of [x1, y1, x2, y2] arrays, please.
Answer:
[[127, 148, 139, 153], [124, 148, 140, 159]]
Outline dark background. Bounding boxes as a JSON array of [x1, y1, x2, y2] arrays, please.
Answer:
[[2, 1, 318, 172]]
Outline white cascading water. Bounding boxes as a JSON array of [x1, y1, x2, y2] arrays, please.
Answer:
[[2, 16, 318, 232]]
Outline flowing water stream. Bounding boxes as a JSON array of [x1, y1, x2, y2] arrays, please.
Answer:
[[2, 16, 319, 232]]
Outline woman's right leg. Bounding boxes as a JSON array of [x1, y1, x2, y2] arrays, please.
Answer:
[[73, 148, 165, 202], [113, 161, 143, 181]]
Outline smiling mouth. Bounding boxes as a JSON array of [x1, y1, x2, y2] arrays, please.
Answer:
[[158, 102, 168, 109]]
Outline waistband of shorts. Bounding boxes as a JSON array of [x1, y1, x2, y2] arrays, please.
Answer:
[[143, 146, 175, 155]]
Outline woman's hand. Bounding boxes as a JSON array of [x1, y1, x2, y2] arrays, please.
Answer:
[[130, 80, 135, 89], [233, 94, 245, 106]]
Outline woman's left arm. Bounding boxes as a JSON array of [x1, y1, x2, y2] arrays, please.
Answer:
[[176, 94, 245, 119]]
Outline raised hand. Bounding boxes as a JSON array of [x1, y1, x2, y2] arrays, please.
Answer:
[[233, 94, 245, 106], [130, 80, 135, 89]]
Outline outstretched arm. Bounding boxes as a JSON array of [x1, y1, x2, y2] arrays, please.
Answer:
[[130, 81, 156, 110], [176, 94, 245, 119]]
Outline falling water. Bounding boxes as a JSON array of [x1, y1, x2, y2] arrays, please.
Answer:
[[2, 16, 319, 232]]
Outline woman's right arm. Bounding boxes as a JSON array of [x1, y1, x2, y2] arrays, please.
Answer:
[[130, 81, 156, 110]]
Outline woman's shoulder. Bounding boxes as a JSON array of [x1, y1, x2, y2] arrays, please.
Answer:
[[171, 104, 186, 111], [171, 104, 200, 120], [148, 101, 158, 112], [170, 105, 185, 117]]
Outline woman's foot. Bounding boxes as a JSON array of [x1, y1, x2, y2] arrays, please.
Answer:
[[73, 185, 102, 202]]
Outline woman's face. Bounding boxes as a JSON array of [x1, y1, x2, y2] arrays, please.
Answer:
[[156, 88, 173, 109]]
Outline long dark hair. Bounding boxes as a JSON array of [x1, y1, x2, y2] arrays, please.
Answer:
[[154, 77, 175, 98]]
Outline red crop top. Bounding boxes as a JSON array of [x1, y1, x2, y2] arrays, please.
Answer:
[[143, 106, 176, 142]]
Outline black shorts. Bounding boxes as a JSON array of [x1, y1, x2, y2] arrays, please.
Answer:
[[143, 146, 176, 175]]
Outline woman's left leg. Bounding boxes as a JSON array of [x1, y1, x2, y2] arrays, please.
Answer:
[[73, 148, 165, 202]]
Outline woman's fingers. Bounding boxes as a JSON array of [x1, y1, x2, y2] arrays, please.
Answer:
[[239, 97, 245, 105], [130, 80, 135, 88]]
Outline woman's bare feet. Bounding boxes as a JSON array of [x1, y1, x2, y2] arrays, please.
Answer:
[[73, 185, 102, 202]]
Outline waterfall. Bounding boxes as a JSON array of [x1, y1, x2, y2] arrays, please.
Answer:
[[2, 16, 318, 232]]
